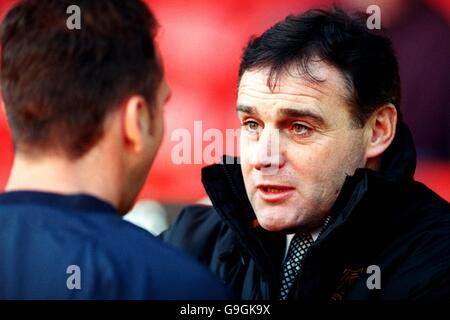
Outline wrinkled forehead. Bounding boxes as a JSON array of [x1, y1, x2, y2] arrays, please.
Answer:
[[237, 61, 352, 103]]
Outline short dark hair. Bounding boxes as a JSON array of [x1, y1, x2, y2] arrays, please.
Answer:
[[1, 0, 162, 158], [239, 8, 401, 127]]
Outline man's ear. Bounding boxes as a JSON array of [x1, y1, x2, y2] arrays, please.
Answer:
[[365, 103, 397, 161], [123, 96, 151, 154]]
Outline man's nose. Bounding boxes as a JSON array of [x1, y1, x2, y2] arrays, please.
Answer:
[[252, 128, 285, 173]]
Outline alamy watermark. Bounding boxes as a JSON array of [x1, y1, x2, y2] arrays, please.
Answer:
[[66, 5, 81, 30], [64, 4, 381, 32], [171, 121, 240, 165], [66, 264, 81, 290], [366, 264, 381, 290], [366, 5, 381, 30], [170, 121, 281, 175]]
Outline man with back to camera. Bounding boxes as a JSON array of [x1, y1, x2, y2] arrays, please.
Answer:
[[162, 8, 450, 300], [0, 0, 232, 299]]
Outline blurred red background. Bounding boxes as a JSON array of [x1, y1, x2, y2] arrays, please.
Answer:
[[0, 0, 449, 203]]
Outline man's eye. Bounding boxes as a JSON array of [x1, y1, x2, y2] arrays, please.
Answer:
[[291, 123, 311, 136], [243, 120, 260, 133]]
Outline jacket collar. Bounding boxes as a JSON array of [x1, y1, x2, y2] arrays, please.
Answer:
[[201, 157, 286, 288], [378, 121, 416, 182], [317, 122, 417, 242]]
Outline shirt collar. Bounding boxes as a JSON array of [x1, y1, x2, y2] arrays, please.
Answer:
[[0, 190, 118, 215], [284, 216, 331, 260]]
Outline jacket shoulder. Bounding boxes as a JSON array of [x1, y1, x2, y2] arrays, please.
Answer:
[[377, 182, 450, 299], [161, 205, 232, 264], [94, 216, 233, 299]]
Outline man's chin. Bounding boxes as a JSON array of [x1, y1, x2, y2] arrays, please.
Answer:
[[255, 212, 295, 233], [254, 205, 308, 233], [258, 220, 312, 234], [257, 220, 300, 233]]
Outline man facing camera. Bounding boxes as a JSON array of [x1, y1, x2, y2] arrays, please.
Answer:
[[162, 9, 450, 300], [0, 0, 231, 299]]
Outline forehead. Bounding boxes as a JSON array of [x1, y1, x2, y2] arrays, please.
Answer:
[[237, 62, 352, 119]]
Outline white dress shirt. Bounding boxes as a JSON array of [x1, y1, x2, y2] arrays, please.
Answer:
[[283, 225, 324, 261]]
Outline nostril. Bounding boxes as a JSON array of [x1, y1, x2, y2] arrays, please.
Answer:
[[254, 160, 275, 171]]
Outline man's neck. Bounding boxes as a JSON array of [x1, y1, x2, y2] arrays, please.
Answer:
[[5, 153, 121, 210]]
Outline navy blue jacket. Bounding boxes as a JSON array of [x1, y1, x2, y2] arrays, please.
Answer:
[[0, 191, 232, 299]]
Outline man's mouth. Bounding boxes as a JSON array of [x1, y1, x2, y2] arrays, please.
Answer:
[[256, 184, 295, 203]]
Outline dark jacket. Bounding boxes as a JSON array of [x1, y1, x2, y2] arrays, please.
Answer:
[[162, 123, 450, 300], [0, 191, 232, 299]]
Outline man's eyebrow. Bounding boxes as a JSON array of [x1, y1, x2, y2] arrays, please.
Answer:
[[236, 105, 259, 116], [278, 108, 324, 124]]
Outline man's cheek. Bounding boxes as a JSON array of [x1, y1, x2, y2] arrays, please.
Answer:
[[239, 143, 254, 192], [239, 138, 256, 168]]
